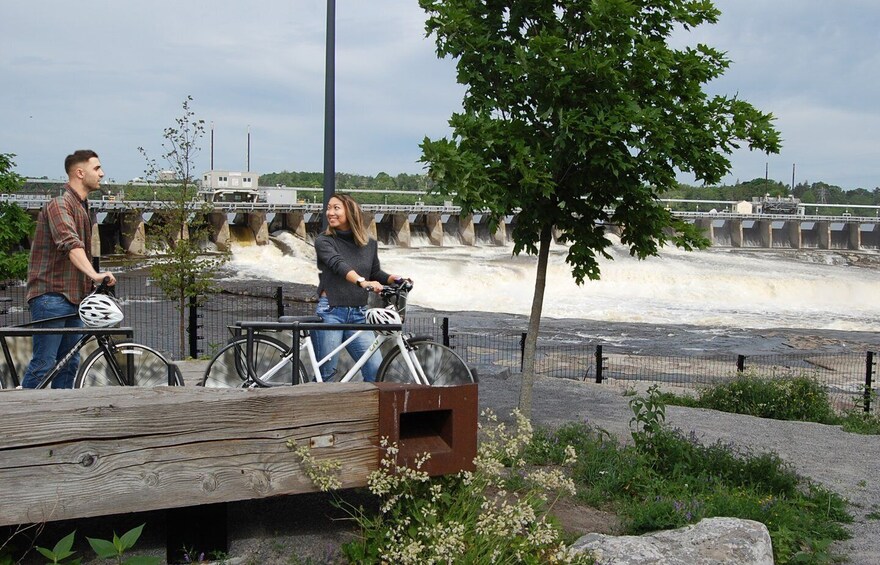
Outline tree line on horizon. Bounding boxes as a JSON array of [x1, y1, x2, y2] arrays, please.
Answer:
[[261, 170, 880, 208], [12, 164, 880, 210]]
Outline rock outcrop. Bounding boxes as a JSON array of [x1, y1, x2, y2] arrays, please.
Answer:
[[571, 517, 774, 565]]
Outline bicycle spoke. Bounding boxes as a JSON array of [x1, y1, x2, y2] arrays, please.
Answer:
[[377, 340, 475, 385], [201, 335, 301, 387], [76, 343, 180, 387]]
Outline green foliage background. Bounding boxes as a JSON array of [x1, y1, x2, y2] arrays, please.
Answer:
[[0, 203, 33, 281], [0, 154, 32, 280]]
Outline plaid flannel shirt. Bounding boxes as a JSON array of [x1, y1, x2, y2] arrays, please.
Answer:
[[26, 185, 94, 304]]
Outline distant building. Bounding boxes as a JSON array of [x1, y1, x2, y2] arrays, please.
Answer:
[[258, 186, 300, 205], [200, 170, 260, 203], [734, 201, 753, 214], [751, 195, 805, 215]]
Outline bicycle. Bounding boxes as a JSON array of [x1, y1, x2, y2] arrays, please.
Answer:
[[198, 281, 475, 388], [0, 279, 182, 389]]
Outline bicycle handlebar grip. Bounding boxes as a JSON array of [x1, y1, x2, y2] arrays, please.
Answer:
[[96, 276, 115, 296]]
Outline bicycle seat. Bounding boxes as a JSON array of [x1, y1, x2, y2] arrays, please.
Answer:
[[278, 315, 322, 324]]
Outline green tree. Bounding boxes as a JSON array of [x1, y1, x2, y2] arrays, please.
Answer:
[[0, 155, 33, 281], [844, 187, 873, 206], [0, 153, 25, 194], [0, 202, 34, 281], [418, 0, 781, 417], [138, 96, 227, 358], [259, 170, 323, 188]]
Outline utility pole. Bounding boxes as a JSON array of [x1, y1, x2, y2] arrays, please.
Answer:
[[764, 162, 769, 195], [322, 0, 336, 231]]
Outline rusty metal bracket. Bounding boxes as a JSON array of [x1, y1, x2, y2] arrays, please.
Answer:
[[376, 382, 478, 476]]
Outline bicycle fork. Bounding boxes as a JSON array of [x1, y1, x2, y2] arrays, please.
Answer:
[[397, 335, 432, 385], [95, 337, 138, 386]]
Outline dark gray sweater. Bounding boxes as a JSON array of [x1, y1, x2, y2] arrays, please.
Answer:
[[315, 231, 390, 307]]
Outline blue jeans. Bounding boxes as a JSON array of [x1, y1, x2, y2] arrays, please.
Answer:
[[21, 293, 83, 389], [314, 297, 381, 382]]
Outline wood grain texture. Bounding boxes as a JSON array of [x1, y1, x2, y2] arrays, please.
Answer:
[[0, 384, 379, 525]]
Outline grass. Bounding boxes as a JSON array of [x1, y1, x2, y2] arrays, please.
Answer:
[[525, 386, 853, 565], [325, 376, 863, 564], [656, 373, 880, 435]]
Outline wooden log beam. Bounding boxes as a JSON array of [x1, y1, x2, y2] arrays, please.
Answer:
[[0, 383, 477, 527]]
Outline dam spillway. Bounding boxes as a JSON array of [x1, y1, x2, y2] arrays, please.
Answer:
[[3, 196, 879, 255]]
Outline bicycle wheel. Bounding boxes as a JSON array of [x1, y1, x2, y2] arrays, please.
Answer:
[[377, 340, 475, 386], [76, 342, 183, 387], [200, 334, 306, 388]]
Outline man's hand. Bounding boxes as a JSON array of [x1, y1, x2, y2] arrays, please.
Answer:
[[93, 272, 117, 286]]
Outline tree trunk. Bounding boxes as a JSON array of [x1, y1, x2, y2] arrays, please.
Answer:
[[178, 292, 186, 359], [518, 224, 552, 420]]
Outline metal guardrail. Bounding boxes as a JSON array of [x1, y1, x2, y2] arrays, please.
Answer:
[[675, 211, 880, 223], [0, 194, 462, 215], [5, 192, 877, 222]]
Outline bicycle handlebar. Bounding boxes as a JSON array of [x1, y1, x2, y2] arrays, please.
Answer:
[[379, 279, 413, 298], [94, 276, 116, 298], [376, 279, 412, 312]]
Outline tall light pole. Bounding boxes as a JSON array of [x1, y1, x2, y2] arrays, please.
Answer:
[[321, 0, 336, 231]]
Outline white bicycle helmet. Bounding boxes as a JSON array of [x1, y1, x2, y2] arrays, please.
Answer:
[[79, 294, 124, 327], [366, 307, 402, 335]]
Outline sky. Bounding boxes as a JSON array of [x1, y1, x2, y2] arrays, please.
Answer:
[[1, 1, 878, 190]]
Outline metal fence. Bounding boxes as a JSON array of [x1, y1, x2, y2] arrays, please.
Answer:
[[437, 329, 876, 414], [1, 274, 876, 414]]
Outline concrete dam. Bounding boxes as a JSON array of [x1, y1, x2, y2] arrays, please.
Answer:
[[3, 196, 880, 256]]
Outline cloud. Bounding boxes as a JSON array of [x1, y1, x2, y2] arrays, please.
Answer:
[[674, 0, 880, 189], [1, 0, 877, 190]]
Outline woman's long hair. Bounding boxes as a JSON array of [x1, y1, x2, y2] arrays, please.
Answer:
[[324, 193, 369, 246]]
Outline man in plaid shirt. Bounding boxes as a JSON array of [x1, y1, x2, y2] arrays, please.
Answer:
[[20, 150, 117, 389]]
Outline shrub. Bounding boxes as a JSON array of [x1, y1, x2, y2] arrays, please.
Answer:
[[694, 373, 837, 422], [294, 410, 596, 564], [525, 388, 853, 564]]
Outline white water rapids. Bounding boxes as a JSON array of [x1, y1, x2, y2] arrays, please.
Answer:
[[223, 231, 879, 334]]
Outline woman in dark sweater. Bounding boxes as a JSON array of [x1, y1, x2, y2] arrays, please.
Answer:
[[313, 193, 406, 381]]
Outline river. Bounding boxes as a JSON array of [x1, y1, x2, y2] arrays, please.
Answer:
[[219, 232, 880, 357]]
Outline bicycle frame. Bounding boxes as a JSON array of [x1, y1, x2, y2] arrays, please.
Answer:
[[35, 334, 113, 389], [1, 279, 178, 389], [232, 281, 425, 386], [0, 325, 135, 388], [237, 322, 430, 386], [306, 328, 429, 384]]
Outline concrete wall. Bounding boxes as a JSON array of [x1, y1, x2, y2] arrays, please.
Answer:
[[86, 212, 879, 255]]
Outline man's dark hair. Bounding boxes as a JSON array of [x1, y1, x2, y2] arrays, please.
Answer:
[[64, 150, 99, 175]]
